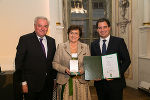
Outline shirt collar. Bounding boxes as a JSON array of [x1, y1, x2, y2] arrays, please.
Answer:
[[100, 35, 110, 42], [37, 35, 46, 40]]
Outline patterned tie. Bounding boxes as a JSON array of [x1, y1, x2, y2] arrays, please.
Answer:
[[39, 38, 46, 56], [102, 40, 107, 55]]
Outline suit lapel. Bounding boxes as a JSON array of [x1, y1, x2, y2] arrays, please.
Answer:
[[32, 32, 47, 59], [106, 36, 113, 54], [46, 36, 53, 59], [92, 36, 114, 55], [95, 39, 101, 55], [77, 41, 83, 56]]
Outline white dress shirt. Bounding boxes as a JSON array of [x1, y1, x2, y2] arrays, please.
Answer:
[[37, 36, 48, 58], [99, 35, 110, 53]]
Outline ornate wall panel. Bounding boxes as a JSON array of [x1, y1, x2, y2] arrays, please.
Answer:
[[112, 0, 133, 79]]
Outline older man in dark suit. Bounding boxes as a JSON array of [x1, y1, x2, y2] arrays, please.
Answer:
[[15, 16, 56, 100], [91, 18, 131, 100]]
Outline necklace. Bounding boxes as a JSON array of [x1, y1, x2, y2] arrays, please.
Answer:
[[70, 42, 78, 53]]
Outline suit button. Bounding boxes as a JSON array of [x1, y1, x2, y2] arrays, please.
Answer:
[[45, 73, 47, 76]]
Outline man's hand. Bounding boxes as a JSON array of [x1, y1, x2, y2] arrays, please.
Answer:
[[105, 78, 113, 81], [94, 78, 113, 81], [94, 78, 101, 81], [22, 84, 28, 93]]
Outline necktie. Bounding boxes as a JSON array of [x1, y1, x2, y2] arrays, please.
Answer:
[[102, 40, 107, 55], [39, 38, 46, 56]]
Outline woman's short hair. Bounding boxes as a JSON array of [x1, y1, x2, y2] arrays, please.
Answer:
[[67, 25, 82, 37]]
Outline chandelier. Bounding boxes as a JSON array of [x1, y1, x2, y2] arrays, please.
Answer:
[[71, 0, 87, 14]]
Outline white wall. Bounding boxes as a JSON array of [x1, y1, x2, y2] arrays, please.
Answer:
[[49, 0, 64, 45], [0, 0, 63, 71]]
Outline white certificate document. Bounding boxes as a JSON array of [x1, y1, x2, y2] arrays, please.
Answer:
[[101, 53, 120, 79], [70, 60, 78, 72]]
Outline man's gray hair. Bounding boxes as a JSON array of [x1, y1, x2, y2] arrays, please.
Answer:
[[34, 16, 49, 26]]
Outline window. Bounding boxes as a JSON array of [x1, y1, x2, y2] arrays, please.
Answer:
[[66, 0, 112, 46]]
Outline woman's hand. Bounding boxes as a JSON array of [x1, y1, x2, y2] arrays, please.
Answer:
[[65, 68, 70, 75], [78, 69, 84, 75]]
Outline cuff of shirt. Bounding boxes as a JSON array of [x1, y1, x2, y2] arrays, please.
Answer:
[[22, 81, 27, 85]]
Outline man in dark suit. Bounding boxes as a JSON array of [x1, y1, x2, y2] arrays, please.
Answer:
[[15, 16, 56, 100], [91, 18, 131, 100]]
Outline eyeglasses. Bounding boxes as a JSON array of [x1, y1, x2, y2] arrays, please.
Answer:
[[69, 32, 79, 36]]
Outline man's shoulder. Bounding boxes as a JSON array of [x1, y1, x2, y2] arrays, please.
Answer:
[[45, 35, 55, 41], [91, 39, 99, 45], [20, 32, 35, 39], [110, 36, 124, 41]]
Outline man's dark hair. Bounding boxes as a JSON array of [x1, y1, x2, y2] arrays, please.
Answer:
[[96, 18, 111, 29], [67, 25, 82, 37]]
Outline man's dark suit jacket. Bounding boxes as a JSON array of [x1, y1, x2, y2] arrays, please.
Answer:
[[15, 32, 56, 92], [91, 35, 131, 88]]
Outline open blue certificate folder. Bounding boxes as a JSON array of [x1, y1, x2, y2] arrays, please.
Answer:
[[83, 53, 120, 80]]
